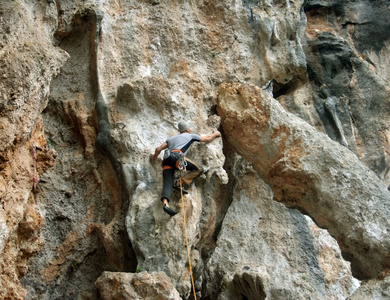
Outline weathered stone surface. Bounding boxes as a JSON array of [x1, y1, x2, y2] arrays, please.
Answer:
[[122, 98, 226, 297], [347, 273, 390, 300], [0, 1, 67, 298], [242, 0, 307, 84], [1, 0, 389, 299], [95, 271, 181, 300], [19, 5, 136, 300], [203, 160, 359, 299], [303, 0, 390, 188], [217, 82, 390, 279]]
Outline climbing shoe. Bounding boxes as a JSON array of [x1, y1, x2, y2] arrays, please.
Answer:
[[173, 183, 188, 194], [163, 205, 178, 216]]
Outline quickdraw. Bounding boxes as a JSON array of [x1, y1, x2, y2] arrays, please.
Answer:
[[32, 143, 38, 190], [178, 153, 187, 171]]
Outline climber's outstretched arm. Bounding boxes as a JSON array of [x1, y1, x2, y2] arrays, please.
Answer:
[[150, 142, 168, 160], [200, 130, 221, 143]]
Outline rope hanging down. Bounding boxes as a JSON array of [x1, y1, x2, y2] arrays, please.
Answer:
[[179, 161, 197, 300]]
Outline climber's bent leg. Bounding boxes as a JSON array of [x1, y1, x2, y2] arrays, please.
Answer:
[[179, 157, 204, 186]]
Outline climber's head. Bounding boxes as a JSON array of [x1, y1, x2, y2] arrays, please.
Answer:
[[178, 121, 191, 133]]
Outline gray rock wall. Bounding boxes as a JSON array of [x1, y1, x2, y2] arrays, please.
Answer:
[[217, 81, 390, 280], [0, 0, 389, 299]]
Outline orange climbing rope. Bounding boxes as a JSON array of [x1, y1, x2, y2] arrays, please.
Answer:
[[179, 168, 197, 300]]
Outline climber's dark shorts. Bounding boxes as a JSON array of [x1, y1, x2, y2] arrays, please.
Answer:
[[161, 151, 203, 202]]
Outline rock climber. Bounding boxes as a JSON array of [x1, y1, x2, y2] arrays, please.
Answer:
[[150, 121, 221, 216]]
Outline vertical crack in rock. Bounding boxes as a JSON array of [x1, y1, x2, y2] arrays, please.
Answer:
[[89, 10, 122, 180], [18, 6, 137, 299], [217, 82, 390, 280], [87, 7, 136, 270], [313, 86, 348, 148]]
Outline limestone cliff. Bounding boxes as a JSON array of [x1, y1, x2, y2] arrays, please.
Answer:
[[0, 0, 389, 299]]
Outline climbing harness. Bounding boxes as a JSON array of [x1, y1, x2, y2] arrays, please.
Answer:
[[179, 163, 197, 300], [32, 143, 38, 190]]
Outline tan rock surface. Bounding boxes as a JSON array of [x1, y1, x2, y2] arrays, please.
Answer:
[[217, 82, 390, 279], [0, 0, 389, 299], [95, 271, 181, 300]]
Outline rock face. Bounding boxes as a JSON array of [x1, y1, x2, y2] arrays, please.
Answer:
[[0, 0, 389, 299], [95, 271, 181, 300], [217, 82, 390, 280], [347, 273, 390, 300], [302, 0, 390, 187], [204, 163, 358, 299], [0, 1, 67, 299]]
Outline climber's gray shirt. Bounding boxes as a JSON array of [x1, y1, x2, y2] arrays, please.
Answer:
[[166, 132, 201, 155]]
